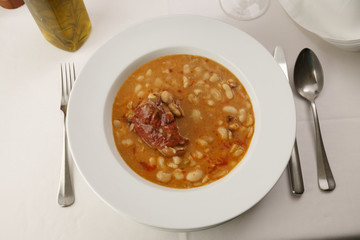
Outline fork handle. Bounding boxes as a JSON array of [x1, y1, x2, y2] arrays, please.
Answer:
[[57, 117, 75, 207]]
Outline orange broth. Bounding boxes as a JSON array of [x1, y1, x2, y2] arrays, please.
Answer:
[[112, 55, 254, 188]]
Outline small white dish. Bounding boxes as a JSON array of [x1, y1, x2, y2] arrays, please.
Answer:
[[279, 0, 360, 51], [67, 15, 295, 231]]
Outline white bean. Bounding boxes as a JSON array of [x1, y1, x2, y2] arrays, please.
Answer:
[[170, 79, 179, 88], [204, 136, 214, 143], [212, 170, 227, 179], [195, 151, 204, 159], [202, 175, 209, 184], [195, 67, 202, 74], [217, 127, 228, 140], [192, 109, 202, 122], [137, 91, 145, 98], [134, 84, 142, 93], [183, 76, 189, 88], [158, 156, 165, 169], [207, 100, 215, 106], [146, 69, 152, 76], [113, 120, 121, 127], [203, 93, 211, 100], [160, 147, 176, 157], [230, 161, 237, 167], [194, 89, 202, 95], [223, 106, 238, 114], [244, 115, 254, 127], [209, 73, 219, 82], [192, 182, 203, 187], [239, 126, 248, 135], [183, 64, 190, 74], [125, 111, 134, 121], [229, 123, 239, 130], [247, 126, 254, 138], [203, 72, 210, 80], [234, 148, 244, 157], [169, 103, 182, 117], [172, 156, 182, 164], [148, 93, 157, 101], [136, 75, 144, 81], [239, 108, 247, 123], [186, 169, 203, 182], [126, 101, 133, 109], [210, 88, 222, 101], [222, 84, 233, 99], [154, 78, 163, 88], [195, 80, 205, 86], [168, 162, 178, 169], [188, 93, 199, 104], [196, 138, 208, 147], [161, 90, 172, 103], [173, 169, 184, 180], [149, 157, 156, 166], [230, 144, 238, 153], [228, 78, 236, 86], [156, 171, 172, 183], [121, 139, 133, 146]]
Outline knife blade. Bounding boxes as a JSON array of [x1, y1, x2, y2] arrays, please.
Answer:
[[274, 46, 304, 195]]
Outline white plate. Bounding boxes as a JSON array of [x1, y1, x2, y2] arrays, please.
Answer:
[[67, 15, 295, 231]]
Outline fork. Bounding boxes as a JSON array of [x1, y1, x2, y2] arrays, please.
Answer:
[[57, 63, 76, 207]]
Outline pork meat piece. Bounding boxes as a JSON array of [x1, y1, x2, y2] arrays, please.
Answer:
[[131, 94, 188, 157]]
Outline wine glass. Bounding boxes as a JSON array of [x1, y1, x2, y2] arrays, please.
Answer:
[[219, 0, 270, 21]]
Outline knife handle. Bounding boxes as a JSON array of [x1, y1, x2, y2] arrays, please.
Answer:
[[288, 139, 304, 194]]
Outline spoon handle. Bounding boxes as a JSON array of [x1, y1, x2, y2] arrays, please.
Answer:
[[310, 101, 336, 191]]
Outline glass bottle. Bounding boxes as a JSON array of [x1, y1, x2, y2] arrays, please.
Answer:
[[24, 0, 92, 52]]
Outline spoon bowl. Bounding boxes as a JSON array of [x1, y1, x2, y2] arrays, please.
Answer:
[[294, 48, 335, 191], [294, 48, 324, 101]]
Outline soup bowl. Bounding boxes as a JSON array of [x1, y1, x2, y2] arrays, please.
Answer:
[[67, 15, 295, 231]]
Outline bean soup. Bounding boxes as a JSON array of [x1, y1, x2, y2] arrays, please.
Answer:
[[112, 55, 254, 188]]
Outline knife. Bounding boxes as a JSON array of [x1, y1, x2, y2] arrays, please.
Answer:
[[274, 46, 304, 195]]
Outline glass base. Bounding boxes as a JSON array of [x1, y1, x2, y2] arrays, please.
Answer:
[[219, 0, 270, 21]]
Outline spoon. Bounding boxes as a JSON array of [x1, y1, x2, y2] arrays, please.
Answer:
[[294, 48, 335, 191]]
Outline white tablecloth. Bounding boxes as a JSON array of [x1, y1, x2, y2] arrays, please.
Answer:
[[1, 0, 360, 239]]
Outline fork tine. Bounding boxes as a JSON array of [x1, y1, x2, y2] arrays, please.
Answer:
[[66, 63, 71, 100], [61, 64, 66, 101], [73, 63, 76, 80], [69, 63, 76, 90], [60, 63, 76, 103]]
